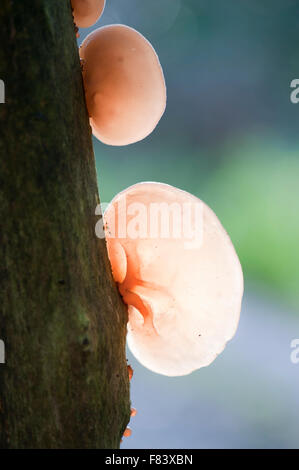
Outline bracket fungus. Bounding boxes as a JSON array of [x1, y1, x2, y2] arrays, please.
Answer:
[[104, 182, 244, 376], [79, 25, 166, 145], [123, 427, 132, 438], [71, 0, 105, 28]]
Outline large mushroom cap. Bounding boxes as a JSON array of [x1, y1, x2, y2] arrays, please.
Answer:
[[80, 25, 166, 146], [72, 0, 105, 28], [104, 182, 244, 376]]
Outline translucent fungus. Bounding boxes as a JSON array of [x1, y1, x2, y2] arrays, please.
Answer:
[[79, 25, 166, 146], [123, 427, 132, 437], [127, 364, 133, 381], [71, 0, 105, 28], [104, 182, 244, 376]]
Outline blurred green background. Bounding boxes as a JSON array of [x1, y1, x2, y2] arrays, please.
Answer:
[[79, 0, 299, 448]]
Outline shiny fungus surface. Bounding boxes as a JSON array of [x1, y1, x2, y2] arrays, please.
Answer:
[[80, 25, 166, 145], [104, 182, 243, 376], [72, 0, 105, 28]]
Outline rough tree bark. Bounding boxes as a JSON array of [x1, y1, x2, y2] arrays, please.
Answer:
[[0, 0, 130, 448]]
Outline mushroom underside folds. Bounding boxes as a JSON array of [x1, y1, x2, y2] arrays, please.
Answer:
[[104, 182, 244, 376]]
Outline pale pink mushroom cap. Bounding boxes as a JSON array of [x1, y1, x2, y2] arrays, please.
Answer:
[[104, 182, 244, 376], [79, 25, 166, 146], [72, 0, 105, 28]]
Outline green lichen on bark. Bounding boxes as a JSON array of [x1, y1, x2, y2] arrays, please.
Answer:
[[0, 0, 130, 448]]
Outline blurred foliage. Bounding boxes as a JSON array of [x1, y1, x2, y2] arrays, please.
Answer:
[[199, 139, 299, 310]]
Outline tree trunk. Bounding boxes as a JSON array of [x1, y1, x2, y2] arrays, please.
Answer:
[[0, 0, 130, 448]]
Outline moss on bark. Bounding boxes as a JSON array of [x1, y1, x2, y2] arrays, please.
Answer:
[[0, 0, 130, 448]]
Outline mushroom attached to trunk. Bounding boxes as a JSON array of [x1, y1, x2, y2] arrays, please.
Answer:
[[104, 182, 244, 376], [79, 25, 166, 146], [71, 0, 105, 28]]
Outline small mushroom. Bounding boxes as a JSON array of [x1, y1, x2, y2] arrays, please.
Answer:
[[123, 427, 132, 437], [127, 364, 133, 381], [104, 182, 243, 376], [79, 25, 166, 146], [71, 0, 105, 28]]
